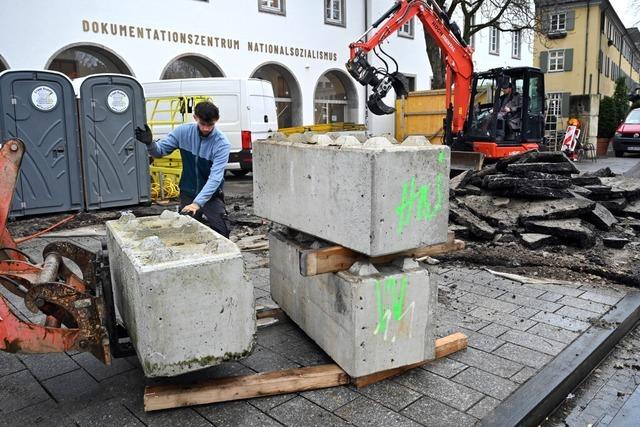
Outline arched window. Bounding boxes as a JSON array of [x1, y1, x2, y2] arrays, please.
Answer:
[[251, 63, 302, 128], [314, 70, 358, 124], [161, 55, 224, 79], [48, 45, 131, 79]]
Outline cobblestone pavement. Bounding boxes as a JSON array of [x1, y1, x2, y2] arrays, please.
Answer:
[[0, 235, 634, 426], [544, 324, 640, 427]]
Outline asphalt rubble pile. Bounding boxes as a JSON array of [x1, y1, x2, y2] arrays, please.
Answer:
[[447, 151, 640, 286]]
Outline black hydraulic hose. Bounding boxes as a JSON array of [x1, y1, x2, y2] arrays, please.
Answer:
[[0, 247, 36, 264], [0, 274, 28, 295], [378, 43, 399, 73], [373, 47, 391, 75]]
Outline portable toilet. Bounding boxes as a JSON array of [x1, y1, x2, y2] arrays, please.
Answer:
[[0, 70, 84, 217], [76, 74, 150, 210]]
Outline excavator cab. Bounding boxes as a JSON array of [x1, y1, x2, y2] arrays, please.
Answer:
[[462, 67, 546, 159]]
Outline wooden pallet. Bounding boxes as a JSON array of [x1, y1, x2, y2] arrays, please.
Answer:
[[299, 231, 465, 276], [144, 332, 468, 412]]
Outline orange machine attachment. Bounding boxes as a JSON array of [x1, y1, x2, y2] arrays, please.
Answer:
[[0, 139, 121, 363]]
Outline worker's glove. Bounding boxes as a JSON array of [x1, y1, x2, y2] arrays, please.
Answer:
[[135, 125, 153, 145]]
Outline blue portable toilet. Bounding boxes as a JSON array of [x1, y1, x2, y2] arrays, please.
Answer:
[[0, 70, 84, 217], [77, 74, 150, 210]]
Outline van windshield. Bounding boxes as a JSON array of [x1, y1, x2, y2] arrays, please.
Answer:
[[625, 109, 640, 124]]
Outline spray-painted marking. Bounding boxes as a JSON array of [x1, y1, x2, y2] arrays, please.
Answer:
[[395, 173, 444, 234], [374, 276, 415, 342]]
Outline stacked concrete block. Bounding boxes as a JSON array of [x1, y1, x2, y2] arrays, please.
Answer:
[[269, 231, 436, 378], [254, 135, 450, 256], [106, 211, 255, 377]]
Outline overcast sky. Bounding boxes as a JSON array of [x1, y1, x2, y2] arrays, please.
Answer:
[[610, 0, 640, 28]]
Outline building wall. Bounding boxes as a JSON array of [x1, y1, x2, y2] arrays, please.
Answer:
[[0, 0, 435, 134]]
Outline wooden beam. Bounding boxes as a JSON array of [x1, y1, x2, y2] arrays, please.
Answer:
[[299, 232, 465, 276], [351, 333, 468, 388], [144, 364, 349, 412]]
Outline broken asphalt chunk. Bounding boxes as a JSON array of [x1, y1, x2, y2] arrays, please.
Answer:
[[523, 218, 596, 248]]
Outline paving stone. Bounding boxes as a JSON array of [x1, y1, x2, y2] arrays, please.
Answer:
[[18, 352, 79, 381], [334, 395, 421, 427], [0, 370, 50, 412], [198, 401, 281, 427], [526, 282, 585, 296], [493, 343, 553, 369], [467, 395, 501, 419], [528, 322, 580, 344], [43, 369, 105, 404], [300, 386, 360, 412], [357, 379, 423, 411], [498, 293, 562, 313], [1, 399, 76, 426], [489, 280, 547, 298], [0, 351, 25, 377], [269, 396, 351, 426], [458, 292, 520, 313], [578, 291, 624, 306], [460, 327, 506, 353], [478, 323, 510, 337], [500, 329, 566, 356], [558, 295, 611, 314], [282, 342, 332, 367], [240, 345, 301, 373], [468, 307, 537, 331], [531, 311, 591, 332], [401, 396, 478, 427], [67, 397, 144, 427], [422, 357, 468, 378], [510, 306, 541, 319], [249, 393, 298, 412], [556, 305, 602, 322], [539, 291, 564, 302], [437, 307, 489, 331], [454, 280, 506, 299], [449, 347, 523, 378], [394, 368, 484, 411], [72, 352, 135, 381], [510, 366, 538, 384], [452, 367, 519, 400]]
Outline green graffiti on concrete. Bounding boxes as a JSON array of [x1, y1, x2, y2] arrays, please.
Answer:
[[395, 173, 445, 234], [374, 276, 410, 339]]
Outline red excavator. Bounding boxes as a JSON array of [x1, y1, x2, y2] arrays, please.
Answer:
[[347, 0, 546, 160]]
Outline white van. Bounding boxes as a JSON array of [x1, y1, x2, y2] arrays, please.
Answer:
[[142, 78, 278, 175]]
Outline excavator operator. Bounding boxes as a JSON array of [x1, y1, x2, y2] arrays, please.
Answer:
[[496, 82, 522, 139]]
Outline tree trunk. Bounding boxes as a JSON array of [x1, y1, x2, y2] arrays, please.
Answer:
[[424, 28, 446, 89]]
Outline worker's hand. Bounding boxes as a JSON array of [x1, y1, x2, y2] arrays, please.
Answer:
[[181, 203, 201, 215], [503, 107, 512, 113], [135, 125, 153, 145]]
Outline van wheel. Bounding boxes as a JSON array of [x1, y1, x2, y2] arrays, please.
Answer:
[[231, 170, 250, 177], [614, 150, 624, 158]]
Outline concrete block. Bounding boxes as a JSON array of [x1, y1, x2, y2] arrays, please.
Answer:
[[106, 211, 255, 377], [253, 139, 450, 256], [269, 231, 437, 378]]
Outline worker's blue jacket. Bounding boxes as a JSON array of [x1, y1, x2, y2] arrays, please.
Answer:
[[147, 123, 230, 207]]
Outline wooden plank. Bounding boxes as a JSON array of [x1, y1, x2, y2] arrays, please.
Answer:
[[299, 232, 464, 277], [351, 333, 468, 388], [144, 364, 349, 412]]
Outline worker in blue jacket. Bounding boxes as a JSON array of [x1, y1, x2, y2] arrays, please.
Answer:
[[135, 101, 231, 237]]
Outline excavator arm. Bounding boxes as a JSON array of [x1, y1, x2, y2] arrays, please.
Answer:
[[346, 0, 474, 137]]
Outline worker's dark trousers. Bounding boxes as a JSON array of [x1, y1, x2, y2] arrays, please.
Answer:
[[179, 193, 230, 238]]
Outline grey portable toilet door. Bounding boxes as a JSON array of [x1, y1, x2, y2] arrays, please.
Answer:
[[0, 70, 83, 216], [79, 75, 150, 209]]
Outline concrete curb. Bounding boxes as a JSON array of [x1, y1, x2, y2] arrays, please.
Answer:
[[479, 291, 640, 427]]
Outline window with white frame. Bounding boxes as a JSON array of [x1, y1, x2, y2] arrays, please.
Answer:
[[547, 93, 562, 116], [399, 18, 414, 38], [550, 13, 567, 32], [512, 31, 521, 59], [259, 0, 285, 15], [489, 27, 499, 54], [325, 0, 345, 26], [548, 50, 565, 71]]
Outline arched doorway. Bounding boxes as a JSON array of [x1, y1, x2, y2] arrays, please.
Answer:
[[251, 63, 302, 128], [161, 55, 224, 79], [314, 70, 358, 124], [47, 44, 132, 79]]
